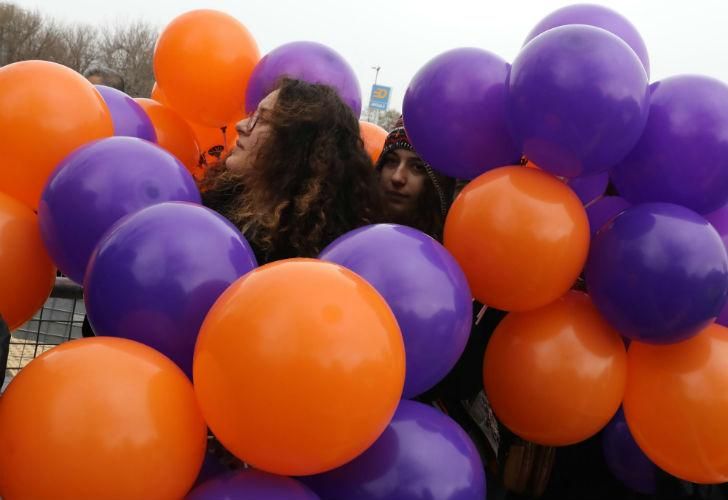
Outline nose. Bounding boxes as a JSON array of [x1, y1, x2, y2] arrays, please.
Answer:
[[390, 163, 408, 187], [236, 116, 251, 136]]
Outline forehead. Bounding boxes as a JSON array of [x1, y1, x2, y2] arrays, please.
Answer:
[[258, 89, 279, 111], [387, 149, 422, 161]]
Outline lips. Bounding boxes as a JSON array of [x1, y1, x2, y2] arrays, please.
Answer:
[[385, 190, 409, 201]]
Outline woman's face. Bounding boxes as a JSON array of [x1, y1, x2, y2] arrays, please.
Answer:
[[379, 148, 428, 219], [225, 90, 279, 173]]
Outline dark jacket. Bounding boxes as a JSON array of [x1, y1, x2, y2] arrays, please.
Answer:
[[1, 316, 10, 389]]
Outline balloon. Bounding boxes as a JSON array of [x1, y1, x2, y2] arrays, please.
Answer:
[[567, 171, 609, 206], [84, 202, 257, 377], [524, 160, 608, 205], [39, 137, 201, 284], [303, 400, 485, 500], [0, 192, 55, 330], [586, 196, 631, 237], [484, 291, 627, 446], [194, 259, 405, 476], [359, 121, 388, 164], [403, 48, 520, 179], [705, 203, 728, 327], [0, 337, 207, 499], [602, 407, 658, 495], [193, 451, 230, 489], [586, 202, 728, 343], [135, 98, 202, 179], [624, 324, 728, 483], [508, 25, 650, 178], [0, 60, 113, 208], [444, 166, 590, 311], [524, 4, 650, 76], [190, 121, 238, 168], [154, 9, 260, 127], [151, 82, 167, 104], [246, 41, 362, 116], [188, 470, 320, 500], [611, 76, 728, 214], [320, 224, 472, 398], [95, 85, 156, 142], [150, 83, 237, 169]]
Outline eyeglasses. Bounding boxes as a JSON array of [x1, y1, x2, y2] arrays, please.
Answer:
[[241, 110, 266, 134]]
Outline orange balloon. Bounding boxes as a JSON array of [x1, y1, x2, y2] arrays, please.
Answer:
[[0, 192, 55, 329], [624, 324, 728, 484], [194, 258, 405, 476], [359, 121, 388, 164], [0, 60, 113, 209], [190, 121, 238, 168], [150, 82, 167, 104], [444, 165, 590, 311], [135, 98, 203, 179], [0, 337, 207, 499], [154, 10, 260, 127], [484, 291, 627, 446]]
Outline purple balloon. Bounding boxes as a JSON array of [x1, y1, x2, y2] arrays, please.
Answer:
[[245, 41, 361, 116], [602, 408, 658, 495], [611, 76, 728, 214], [586, 196, 631, 237], [320, 224, 472, 398], [187, 470, 319, 500], [508, 25, 650, 178], [39, 137, 201, 284], [586, 203, 728, 343], [705, 203, 728, 327], [193, 451, 230, 488], [403, 48, 521, 179], [567, 171, 609, 205], [524, 4, 650, 77], [96, 85, 157, 142], [303, 400, 485, 500], [84, 202, 257, 377]]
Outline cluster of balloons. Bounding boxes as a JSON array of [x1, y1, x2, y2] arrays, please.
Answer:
[[0, 8, 482, 499], [4, 2, 728, 498], [405, 1, 728, 490]]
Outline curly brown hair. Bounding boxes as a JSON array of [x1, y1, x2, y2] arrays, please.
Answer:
[[201, 78, 383, 263]]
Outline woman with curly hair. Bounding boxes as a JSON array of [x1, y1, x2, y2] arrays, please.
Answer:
[[201, 78, 383, 264]]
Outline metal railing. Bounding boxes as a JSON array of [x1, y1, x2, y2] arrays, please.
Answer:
[[2, 278, 84, 392]]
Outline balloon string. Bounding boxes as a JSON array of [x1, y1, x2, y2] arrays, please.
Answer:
[[476, 304, 489, 325]]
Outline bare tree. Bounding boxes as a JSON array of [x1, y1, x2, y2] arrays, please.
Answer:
[[96, 20, 157, 97], [1, 3, 156, 96], [376, 109, 401, 132], [60, 23, 98, 74], [0, 3, 97, 73], [0, 3, 47, 65]]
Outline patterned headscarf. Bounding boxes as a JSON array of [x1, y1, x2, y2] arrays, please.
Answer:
[[375, 116, 454, 220]]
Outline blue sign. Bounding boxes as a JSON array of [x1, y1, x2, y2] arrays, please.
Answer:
[[369, 85, 391, 110]]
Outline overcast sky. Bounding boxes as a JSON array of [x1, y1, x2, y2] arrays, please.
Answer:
[[10, 0, 728, 110]]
